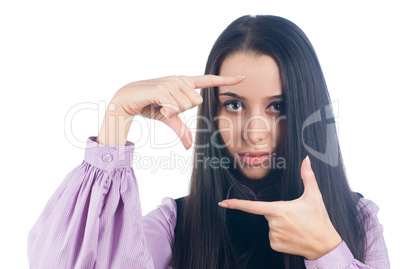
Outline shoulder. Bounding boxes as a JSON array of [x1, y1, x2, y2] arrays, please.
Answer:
[[146, 196, 187, 223], [158, 197, 178, 220], [355, 198, 390, 267], [356, 197, 383, 232], [143, 197, 177, 226], [357, 197, 379, 214]]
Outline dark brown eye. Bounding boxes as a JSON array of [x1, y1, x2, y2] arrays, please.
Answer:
[[223, 100, 244, 113], [269, 102, 286, 114], [231, 102, 241, 110]]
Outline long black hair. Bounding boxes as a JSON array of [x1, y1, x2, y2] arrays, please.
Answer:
[[171, 15, 368, 269]]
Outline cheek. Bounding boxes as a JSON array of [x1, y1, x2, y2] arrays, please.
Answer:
[[217, 115, 240, 147], [274, 119, 287, 149]]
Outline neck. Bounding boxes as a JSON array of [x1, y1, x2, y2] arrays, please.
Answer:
[[233, 168, 282, 194]]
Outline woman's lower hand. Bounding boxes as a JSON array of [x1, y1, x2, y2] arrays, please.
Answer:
[[218, 156, 343, 260]]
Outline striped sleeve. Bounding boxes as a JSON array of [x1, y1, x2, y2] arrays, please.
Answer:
[[27, 136, 176, 269], [304, 198, 390, 269]]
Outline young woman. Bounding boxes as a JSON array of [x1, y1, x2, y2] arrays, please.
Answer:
[[27, 15, 389, 268]]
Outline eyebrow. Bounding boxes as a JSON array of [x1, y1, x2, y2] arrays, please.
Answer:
[[218, 92, 285, 101]]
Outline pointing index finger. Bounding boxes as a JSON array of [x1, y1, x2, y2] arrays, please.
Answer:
[[219, 199, 281, 216], [190, 75, 245, 89]]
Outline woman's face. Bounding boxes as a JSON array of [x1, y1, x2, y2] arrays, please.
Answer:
[[217, 52, 286, 180]]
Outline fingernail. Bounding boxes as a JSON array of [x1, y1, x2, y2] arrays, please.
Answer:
[[305, 155, 311, 167], [236, 76, 246, 79], [218, 202, 228, 208]]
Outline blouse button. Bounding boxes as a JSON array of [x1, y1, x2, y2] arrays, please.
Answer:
[[102, 153, 113, 163]]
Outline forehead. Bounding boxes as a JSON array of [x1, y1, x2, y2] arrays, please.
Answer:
[[218, 52, 282, 96]]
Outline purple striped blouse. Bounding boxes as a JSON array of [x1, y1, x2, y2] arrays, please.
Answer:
[[27, 136, 390, 268]]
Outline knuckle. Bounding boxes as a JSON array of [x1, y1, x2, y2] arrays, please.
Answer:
[[156, 83, 167, 93], [183, 77, 195, 88], [179, 103, 190, 112], [166, 75, 177, 80], [268, 218, 279, 229], [269, 241, 279, 252], [195, 95, 203, 105], [165, 82, 176, 91], [156, 96, 168, 106], [268, 232, 282, 251], [154, 96, 163, 105], [184, 101, 193, 110], [166, 103, 179, 113], [167, 75, 181, 84], [268, 232, 277, 245]]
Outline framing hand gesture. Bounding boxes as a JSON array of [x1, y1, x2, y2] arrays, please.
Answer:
[[219, 156, 343, 260], [113, 75, 244, 149]]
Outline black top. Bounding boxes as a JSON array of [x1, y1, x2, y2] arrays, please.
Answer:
[[174, 180, 285, 268], [174, 187, 364, 268]]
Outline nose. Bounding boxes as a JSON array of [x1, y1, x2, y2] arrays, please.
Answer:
[[243, 114, 271, 146]]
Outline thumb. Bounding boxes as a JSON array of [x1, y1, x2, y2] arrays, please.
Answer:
[[160, 111, 193, 150], [300, 156, 319, 197]]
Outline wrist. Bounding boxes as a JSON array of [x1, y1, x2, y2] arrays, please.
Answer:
[[305, 233, 342, 260], [97, 99, 135, 146], [112, 88, 141, 117]]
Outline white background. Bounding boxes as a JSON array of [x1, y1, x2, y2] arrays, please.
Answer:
[[1, 0, 401, 268]]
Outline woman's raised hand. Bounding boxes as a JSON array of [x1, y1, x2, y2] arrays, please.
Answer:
[[103, 75, 244, 148], [218, 156, 343, 260]]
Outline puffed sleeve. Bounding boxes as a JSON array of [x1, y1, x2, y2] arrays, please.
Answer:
[[304, 198, 390, 269], [27, 136, 177, 269]]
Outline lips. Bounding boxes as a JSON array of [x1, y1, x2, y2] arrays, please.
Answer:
[[237, 152, 271, 165], [238, 151, 271, 157]]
